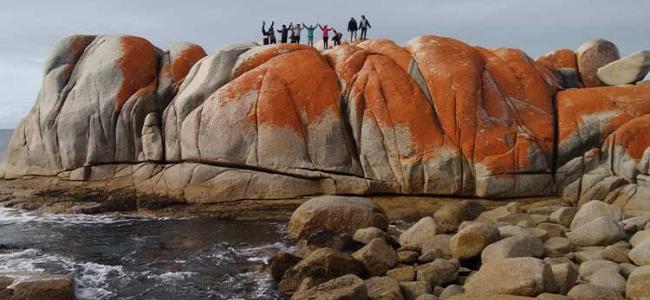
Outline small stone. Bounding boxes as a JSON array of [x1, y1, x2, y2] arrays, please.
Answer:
[[421, 234, 452, 258], [433, 200, 485, 233], [597, 50, 650, 85], [399, 281, 432, 300], [291, 274, 368, 300], [481, 235, 545, 263], [353, 238, 399, 277], [570, 200, 622, 230], [622, 216, 650, 233], [269, 251, 301, 282], [415, 259, 460, 287], [386, 266, 416, 282], [566, 216, 625, 246], [498, 225, 549, 241], [537, 293, 572, 300], [0, 273, 74, 300], [398, 250, 420, 264], [585, 269, 626, 294], [354, 227, 391, 244], [573, 246, 605, 263], [602, 244, 631, 264], [536, 223, 566, 238], [576, 39, 620, 87], [415, 295, 438, 300], [449, 223, 500, 260], [417, 248, 444, 263], [627, 265, 650, 299], [399, 217, 439, 250], [549, 207, 577, 228], [544, 237, 574, 257], [630, 229, 650, 247], [567, 284, 624, 300], [365, 276, 404, 300], [439, 285, 464, 299], [620, 263, 638, 279], [629, 243, 650, 266], [579, 259, 621, 277], [549, 262, 578, 295]]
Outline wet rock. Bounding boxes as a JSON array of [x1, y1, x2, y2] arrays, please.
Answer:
[[415, 259, 459, 287], [0, 272, 75, 300], [549, 207, 577, 228], [399, 281, 432, 300], [433, 201, 485, 233], [570, 200, 622, 230], [567, 283, 624, 300], [365, 276, 404, 300], [279, 248, 365, 295], [288, 196, 389, 239], [576, 39, 620, 87], [449, 223, 500, 260], [291, 274, 368, 300], [399, 217, 438, 250], [352, 238, 399, 277], [386, 266, 416, 282], [566, 216, 625, 246], [597, 50, 650, 85], [71, 202, 105, 214], [464, 257, 558, 296], [269, 251, 302, 282], [627, 265, 650, 300], [481, 235, 545, 263]]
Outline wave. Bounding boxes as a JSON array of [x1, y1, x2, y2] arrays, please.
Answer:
[[0, 206, 185, 226]]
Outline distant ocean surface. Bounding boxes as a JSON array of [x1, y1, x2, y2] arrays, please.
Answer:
[[0, 129, 12, 162]]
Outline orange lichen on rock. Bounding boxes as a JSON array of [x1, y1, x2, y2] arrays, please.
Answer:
[[171, 44, 207, 82], [605, 114, 650, 160], [115, 36, 159, 110], [557, 85, 650, 144], [537, 49, 578, 70], [356, 39, 413, 71], [231, 44, 313, 78]]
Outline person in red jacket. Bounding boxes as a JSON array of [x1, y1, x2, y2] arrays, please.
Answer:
[[319, 24, 333, 49]]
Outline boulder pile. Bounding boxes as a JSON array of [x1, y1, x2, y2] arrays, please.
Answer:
[[1, 35, 649, 208], [271, 196, 650, 299]]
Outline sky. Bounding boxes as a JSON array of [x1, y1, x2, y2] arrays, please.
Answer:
[[0, 0, 648, 129]]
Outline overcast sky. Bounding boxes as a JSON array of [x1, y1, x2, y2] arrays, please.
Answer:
[[0, 0, 648, 129]]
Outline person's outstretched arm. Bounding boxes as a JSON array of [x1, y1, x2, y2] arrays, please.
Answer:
[[367, 20, 372, 28], [319, 24, 324, 30]]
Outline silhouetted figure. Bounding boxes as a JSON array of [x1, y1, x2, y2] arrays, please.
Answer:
[[319, 24, 333, 49], [359, 15, 371, 40], [332, 29, 343, 46], [291, 23, 302, 43], [347, 17, 358, 42], [303, 23, 318, 47], [262, 21, 276, 44], [277, 23, 292, 43]]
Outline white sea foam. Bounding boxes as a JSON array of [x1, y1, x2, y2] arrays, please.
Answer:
[[0, 206, 187, 226]]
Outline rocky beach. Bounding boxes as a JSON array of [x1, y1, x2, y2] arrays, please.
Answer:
[[0, 31, 650, 299]]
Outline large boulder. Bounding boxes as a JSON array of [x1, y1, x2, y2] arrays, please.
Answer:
[[279, 248, 365, 295], [449, 223, 500, 260], [570, 200, 622, 229], [288, 196, 389, 239], [597, 50, 650, 86], [464, 257, 558, 296], [291, 274, 368, 300], [0, 272, 75, 300], [566, 216, 626, 246], [576, 39, 620, 87]]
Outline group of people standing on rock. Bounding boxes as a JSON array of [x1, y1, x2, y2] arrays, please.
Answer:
[[261, 15, 372, 50]]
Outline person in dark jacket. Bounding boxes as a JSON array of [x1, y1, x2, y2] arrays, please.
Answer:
[[262, 21, 276, 44], [332, 29, 343, 47], [277, 23, 292, 43], [347, 17, 358, 42], [359, 15, 371, 40]]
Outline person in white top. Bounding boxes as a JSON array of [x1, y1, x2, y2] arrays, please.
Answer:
[[291, 23, 303, 44]]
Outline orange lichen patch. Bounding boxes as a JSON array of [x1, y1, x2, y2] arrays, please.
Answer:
[[476, 47, 556, 154], [231, 44, 313, 79], [349, 54, 447, 159], [537, 49, 578, 70], [356, 39, 412, 71], [171, 44, 207, 82], [557, 85, 650, 143], [605, 114, 650, 160], [405, 35, 484, 160], [116, 36, 159, 110], [481, 134, 536, 174], [214, 48, 341, 137], [323, 45, 368, 89]]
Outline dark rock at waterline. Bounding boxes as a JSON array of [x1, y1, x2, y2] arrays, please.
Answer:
[[0, 272, 74, 300], [269, 251, 301, 282]]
